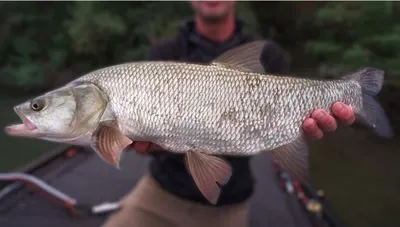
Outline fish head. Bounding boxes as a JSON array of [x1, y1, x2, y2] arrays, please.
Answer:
[[4, 83, 108, 145]]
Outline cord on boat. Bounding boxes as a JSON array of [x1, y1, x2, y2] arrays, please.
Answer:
[[0, 172, 77, 211], [0, 172, 122, 216]]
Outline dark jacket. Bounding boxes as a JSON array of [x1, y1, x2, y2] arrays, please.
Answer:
[[145, 18, 290, 206]]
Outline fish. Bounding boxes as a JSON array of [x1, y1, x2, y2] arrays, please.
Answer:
[[4, 40, 394, 205]]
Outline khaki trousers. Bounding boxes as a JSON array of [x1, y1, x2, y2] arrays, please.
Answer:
[[102, 173, 249, 227]]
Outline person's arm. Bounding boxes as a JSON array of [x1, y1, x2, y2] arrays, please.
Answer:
[[260, 41, 355, 140]]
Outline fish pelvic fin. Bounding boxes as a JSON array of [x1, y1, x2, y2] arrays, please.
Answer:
[[212, 40, 267, 74], [344, 67, 395, 138], [184, 151, 232, 205], [270, 136, 310, 185], [90, 120, 132, 169]]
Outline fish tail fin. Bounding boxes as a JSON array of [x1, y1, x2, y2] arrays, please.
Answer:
[[344, 67, 394, 138]]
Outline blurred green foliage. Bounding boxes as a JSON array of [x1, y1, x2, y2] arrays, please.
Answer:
[[4, 1, 399, 91], [298, 2, 400, 79], [0, 1, 256, 92]]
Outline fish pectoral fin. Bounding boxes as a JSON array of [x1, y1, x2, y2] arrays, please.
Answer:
[[184, 151, 232, 205], [90, 120, 132, 169], [212, 40, 268, 74], [270, 136, 310, 184]]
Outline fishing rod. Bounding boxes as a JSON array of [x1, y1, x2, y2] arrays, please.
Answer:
[[273, 160, 346, 227], [0, 172, 120, 216]]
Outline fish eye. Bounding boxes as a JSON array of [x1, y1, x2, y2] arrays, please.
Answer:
[[30, 99, 46, 111]]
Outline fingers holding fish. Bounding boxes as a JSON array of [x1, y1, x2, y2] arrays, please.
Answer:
[[302, 118, 324, 140], [331, 102, 355, 125], [302, 102, 355, 140], [311, 109, 338, 132]]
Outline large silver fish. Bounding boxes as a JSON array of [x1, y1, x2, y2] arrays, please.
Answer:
[[4, 41, 394, 205]]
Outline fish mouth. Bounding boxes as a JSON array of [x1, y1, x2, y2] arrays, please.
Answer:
[[4, 107, 38, 137]]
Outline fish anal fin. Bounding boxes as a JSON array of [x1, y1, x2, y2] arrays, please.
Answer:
[[184, 151, 232, 205], [270, 136, 309, 184], [90, 120, 132, 169], [212, 40, 267, 74]]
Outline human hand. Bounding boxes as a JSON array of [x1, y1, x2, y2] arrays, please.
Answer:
[[127, 141, 166, 155], [302, 102, 355, 140]]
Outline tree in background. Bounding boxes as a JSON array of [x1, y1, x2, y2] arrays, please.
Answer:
[[0, 1, 256, 92], [301, 2, 400, 80], [252, 1, 400, 81]]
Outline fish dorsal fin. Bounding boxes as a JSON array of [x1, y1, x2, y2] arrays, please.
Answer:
[[212, 40, 267, 73]]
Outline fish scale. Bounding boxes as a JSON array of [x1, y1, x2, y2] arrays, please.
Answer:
[[5, 40, 393, 205], [73, 61, 363, 156]]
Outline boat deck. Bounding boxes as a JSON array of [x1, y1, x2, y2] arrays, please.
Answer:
[[0, 146, 324, 227]]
